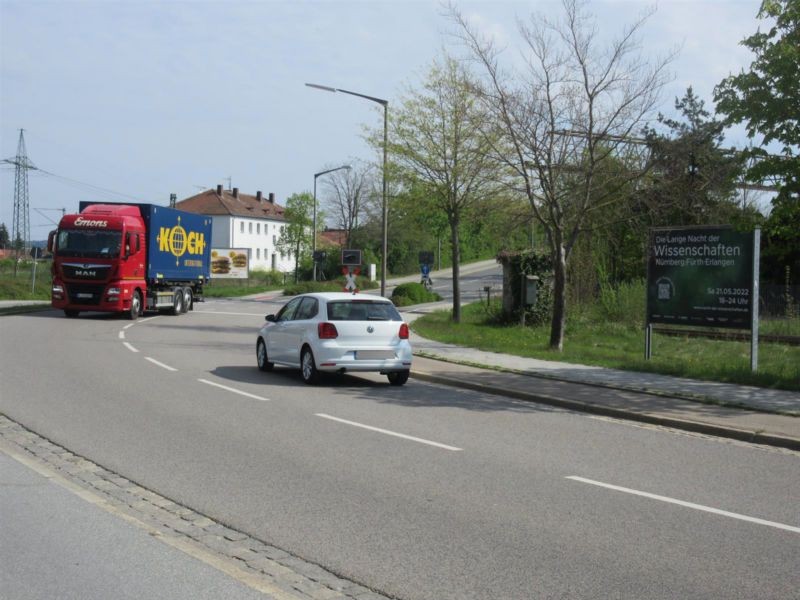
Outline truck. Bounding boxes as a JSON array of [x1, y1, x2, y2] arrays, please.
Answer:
[[47, 202, 212, 319]]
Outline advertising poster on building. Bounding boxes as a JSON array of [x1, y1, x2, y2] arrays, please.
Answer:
[[647, 227, 756, 329], [211, 248, 249, 279]]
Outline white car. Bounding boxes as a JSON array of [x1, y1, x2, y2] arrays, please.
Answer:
[[256, 292, 413, 385]]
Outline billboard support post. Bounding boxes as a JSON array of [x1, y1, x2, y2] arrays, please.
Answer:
[[751, 228, 761, 372]]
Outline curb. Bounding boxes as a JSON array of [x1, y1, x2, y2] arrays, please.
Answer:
[[409, 369, 800, 452]]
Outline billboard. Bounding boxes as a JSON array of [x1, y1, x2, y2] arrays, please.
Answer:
[[211, 248, 249, 279], [647, 226, 756, 329]]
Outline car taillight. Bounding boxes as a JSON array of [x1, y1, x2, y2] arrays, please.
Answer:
[[399, 323, 409, 339], [318, 322, 338, 339]]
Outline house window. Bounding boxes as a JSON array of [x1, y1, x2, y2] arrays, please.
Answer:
[[256, 248, 261, 259], [249, 222, 253, 234], [272, 235, 276, 245], [240, 222, 244, 233], [257, 223, 261, 234]]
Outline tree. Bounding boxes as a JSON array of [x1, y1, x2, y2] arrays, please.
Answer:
[[643, 87, 745, 226], [277, 192, 314, 282], [384, 54, 500, 322], [714, 0, 799, 201], [321, 160, 376, 248], [451, 0, 673, 350], [0, 223, 9, 249]]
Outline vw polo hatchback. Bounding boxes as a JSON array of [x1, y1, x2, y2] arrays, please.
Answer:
[[256, 293, 412, 385]]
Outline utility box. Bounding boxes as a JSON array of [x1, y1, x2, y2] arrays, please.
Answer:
[[525, 275, 540, 306]]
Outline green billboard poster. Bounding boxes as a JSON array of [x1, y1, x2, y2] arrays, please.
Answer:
[[647, 226, 755, 329]]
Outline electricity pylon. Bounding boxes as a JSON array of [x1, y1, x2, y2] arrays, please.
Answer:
[[3, 129, 37, 260]]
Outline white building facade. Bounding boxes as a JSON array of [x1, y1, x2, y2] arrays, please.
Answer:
[[176, 186, 294, 274]]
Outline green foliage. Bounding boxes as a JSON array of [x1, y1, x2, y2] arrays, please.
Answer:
[[282, 277, 378, 296], [390, 282, 442, 306], [0, 260, 52, 300], [714, 0, 800, 201], [496, 251, 553, 326], [277, 192, 315, 264], [595, 279, 647, 328], [0, 223, 9, 249], [412, 301, 800, 391]]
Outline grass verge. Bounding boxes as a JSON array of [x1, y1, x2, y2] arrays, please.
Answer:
[[411, 301, 800, 392]]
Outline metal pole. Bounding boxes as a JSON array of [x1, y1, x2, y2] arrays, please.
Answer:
[[381, 102, 388, 297], [751, 228, 761, 372], [312, 175, 318, 282]]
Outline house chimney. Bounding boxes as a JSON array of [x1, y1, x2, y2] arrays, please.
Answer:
[[233, 187, 239, 198], [216, 184, 223, 195], [256, 191, 263, 203], [268, 192, 275, 204]]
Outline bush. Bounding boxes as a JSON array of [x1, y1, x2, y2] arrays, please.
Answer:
[[595, 279, 646, 327], [391, 282, 442, 307], [283, 277, 378, 296]]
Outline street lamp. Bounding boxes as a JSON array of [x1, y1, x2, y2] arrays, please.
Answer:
[[306, 82, 389, 297], [313, 164, 351, 281]]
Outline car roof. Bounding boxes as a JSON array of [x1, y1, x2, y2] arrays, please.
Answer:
[[299, 292, 392, 303]]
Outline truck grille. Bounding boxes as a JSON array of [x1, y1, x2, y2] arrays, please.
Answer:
[[62, 264, 111, 281], [66, 284, 105, 305]]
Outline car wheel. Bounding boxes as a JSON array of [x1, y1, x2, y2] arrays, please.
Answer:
[[127, 290, 141, 320], [300, 347, 320, 385], [257, 339, 273, 372], [387, 370, 409, 386]]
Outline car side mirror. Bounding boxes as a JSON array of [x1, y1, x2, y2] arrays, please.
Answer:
[[265, 314, 276, 322]]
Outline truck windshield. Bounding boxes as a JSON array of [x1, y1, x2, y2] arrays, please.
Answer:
[[56, 229, 123, 258]]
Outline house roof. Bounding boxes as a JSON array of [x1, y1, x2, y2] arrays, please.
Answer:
[[319, 229, 348, 248], [175, 188, 286, 221]]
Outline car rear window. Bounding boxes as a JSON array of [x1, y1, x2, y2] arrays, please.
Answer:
[[326, 300, 402, 321]]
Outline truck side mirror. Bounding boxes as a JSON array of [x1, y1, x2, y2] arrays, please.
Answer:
[[47, 230, 56, 253]]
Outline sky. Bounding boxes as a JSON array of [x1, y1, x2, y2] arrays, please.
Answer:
[[1, 0, 766, 240]]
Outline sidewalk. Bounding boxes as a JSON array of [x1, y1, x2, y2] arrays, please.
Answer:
[[400, 305, 800, 451]]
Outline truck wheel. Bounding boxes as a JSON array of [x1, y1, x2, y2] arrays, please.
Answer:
[[182, 287, 193, 312], [171, 289, 184, 315], [64, 309, 80, 318], [300, 347, 320, 385], [127, 291, 141, 320]]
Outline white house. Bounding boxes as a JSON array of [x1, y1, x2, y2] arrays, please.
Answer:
[[176, 185, 294, 273]]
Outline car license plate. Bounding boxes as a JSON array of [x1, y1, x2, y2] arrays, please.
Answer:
[[357, 350, 394, 360], [77, 293, 93, 299]]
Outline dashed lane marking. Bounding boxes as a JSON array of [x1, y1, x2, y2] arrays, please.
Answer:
[[566, 476, 800, 534], [198, 379, 270, 402], [315, 413, 463, 451]]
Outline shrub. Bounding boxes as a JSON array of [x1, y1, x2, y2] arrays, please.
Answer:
[[391, 282, 441, 306]]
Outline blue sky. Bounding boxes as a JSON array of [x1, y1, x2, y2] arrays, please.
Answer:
[[1, 0, 764, 238]]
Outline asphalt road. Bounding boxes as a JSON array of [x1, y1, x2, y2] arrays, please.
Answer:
[[1, 296, 799, 599]]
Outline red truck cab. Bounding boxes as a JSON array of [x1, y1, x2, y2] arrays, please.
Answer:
[[49, 204, 146, 318]]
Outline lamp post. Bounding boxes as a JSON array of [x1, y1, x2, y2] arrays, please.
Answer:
[[306, 82, 389, 297], [313, 164, 351, 281]]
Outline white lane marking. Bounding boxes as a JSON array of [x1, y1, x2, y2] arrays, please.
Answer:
[[145, 357, 178, 372], [315, 413, 463, 452], [123, 342, 139, 353], [566, 476, 800, 534], [138, 317, 158, 324], [198, 379, 270, 402], [123, 323, 135, 330], [118, 331, 125, 339]]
